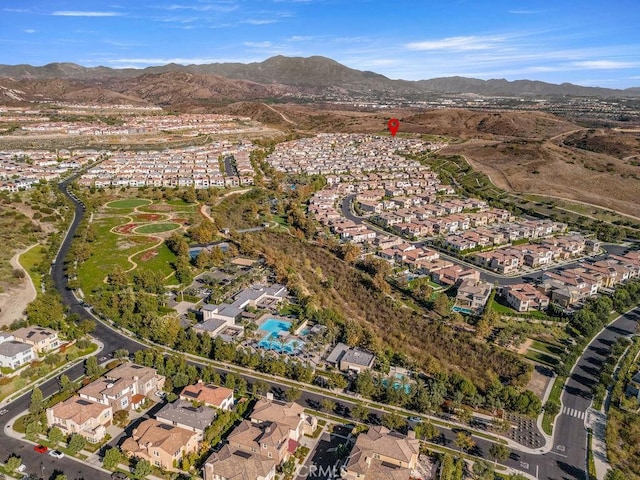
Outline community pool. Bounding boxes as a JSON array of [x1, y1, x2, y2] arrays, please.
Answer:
[[381, 378, 412, 394], [257, 318, 305, 354]]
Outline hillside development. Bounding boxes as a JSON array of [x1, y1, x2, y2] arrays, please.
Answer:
[[1, 94, 639, 480]]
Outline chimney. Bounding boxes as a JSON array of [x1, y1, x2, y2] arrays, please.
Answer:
[[407, 430, 416, 439]]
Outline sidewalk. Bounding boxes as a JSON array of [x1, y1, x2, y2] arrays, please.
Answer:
[[586, 408, 611, 479]]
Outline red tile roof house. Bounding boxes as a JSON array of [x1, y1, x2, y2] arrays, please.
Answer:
[[250, 397, 317, 442], [121, 418, 199, 472], [179, 381, 234, 411], [46, 396, 113, 444], [342, 425, 420, 480], [78, 362, 165, 412], [202, 398, 316, 480], [500, 283, 550, 312]]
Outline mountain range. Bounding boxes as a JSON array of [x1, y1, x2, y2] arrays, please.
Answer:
[[0, 55, 639, 106]]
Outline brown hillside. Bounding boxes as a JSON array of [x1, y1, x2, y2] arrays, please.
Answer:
[[562, 128, 640, 161], [442, 138, 640, 217], [104, 72, 283, 105], [401, 109, 578, 139]]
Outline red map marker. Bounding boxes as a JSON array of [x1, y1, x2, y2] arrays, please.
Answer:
[[388, 118, 400, 137]]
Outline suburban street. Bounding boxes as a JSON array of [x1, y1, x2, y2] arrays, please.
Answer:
[[0, 181, 636, 480]]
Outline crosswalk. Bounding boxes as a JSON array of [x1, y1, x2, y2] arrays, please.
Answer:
[[562, 406, 585, 419]]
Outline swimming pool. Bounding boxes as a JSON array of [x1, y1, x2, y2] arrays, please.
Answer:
[[381, 378, 412, 394], [260, 318, 292, 335], [257, 318, 305, 354]]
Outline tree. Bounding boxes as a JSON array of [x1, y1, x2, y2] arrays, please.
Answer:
[[455, 431, 476, 453], [252, 380, 271, 397], [59, 374, 74, 393], [351, 404, 370, 423], [6, 455, 21, 472], [604, 469, 626, 480], [29, 387, 44, 414], [48, 426, 64, 446], [488, 443, 509, 465], [414, 421, 439, 441], [321, 398, 336, 413], [54, 475, 68, 480], [434, 294, 451, 316], [114, 348, 130, 360], [67, 433, 86, 454], [544, 400, 560, 417], [472, 459, 494, 480], [284, 387, 302, 402], [354, 370, 376, 398], [133, 458, 152, 479], [103, 447, 123, 470], [85, 356, 101, 378], [113, 410, 130, 427], [440, 454, 455, 480], [381, 412, 406, 431]]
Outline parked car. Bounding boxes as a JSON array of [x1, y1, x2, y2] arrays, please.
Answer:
[[408, 416, 423, 424], [49, 450, 64, 459], [17, 464, 26, 473], [33, 444, 48, 453], [154, 390, 166, 398]]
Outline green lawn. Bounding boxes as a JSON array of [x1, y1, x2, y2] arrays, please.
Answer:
[[530, 339, 564, 357], [166, 198, 196, 207], [524, 351, 559, 367], [131, 243, 176, 278], [134, 223, 180, 234], [106, 198, 151, 209], [490, 298, 517, 314], [78, 217, 154, 293], [19, 243, 45, 292]]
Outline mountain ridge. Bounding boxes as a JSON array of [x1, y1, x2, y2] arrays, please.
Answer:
[[0, 55, 637, 98]]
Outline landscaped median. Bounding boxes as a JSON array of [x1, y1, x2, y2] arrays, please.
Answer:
[[542, 303, 640, 436]]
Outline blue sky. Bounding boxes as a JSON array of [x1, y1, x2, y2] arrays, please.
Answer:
[[1, 0, 639, 88]]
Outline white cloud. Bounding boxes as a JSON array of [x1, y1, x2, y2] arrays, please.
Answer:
[[164, 3, 239, 12], [288, 35, 313, 42], [51, 11, 123, 17], [24, 29, 36, 34], [242, 19, 278, 24], [244, 41, 273, 48], [405, 35, 507, 52], [572, 60, 636, 69]]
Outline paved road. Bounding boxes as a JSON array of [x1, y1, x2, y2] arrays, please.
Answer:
[[2, 181, 635, 479]]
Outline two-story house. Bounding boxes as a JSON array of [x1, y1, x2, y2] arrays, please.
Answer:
[[78, 362, 165, 411], [179, 381, 234, 411], [249, 398, 317, 443], [342, 426, 420, 480], [11, 326, 60, 354], [155, 400, 217, 441], [227, 420, 292, 465], [121, 418, 199, 471], [45, 396, 113, 443], [0, 333, 35, 370], [202, 443, 276, 480]]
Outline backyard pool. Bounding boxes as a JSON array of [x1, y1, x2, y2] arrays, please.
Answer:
[[257, 318, 305, 354]]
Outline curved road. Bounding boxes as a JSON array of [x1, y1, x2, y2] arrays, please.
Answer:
[[1, 181, 636, 479]]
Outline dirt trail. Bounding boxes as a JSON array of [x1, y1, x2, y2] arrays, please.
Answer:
[[0, 244, 38, 328]]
